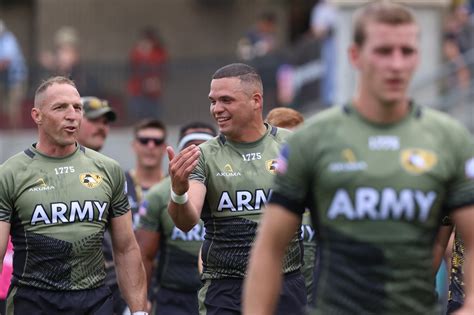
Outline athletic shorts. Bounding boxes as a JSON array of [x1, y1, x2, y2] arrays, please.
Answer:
[[198, 271, 307, 315], [152, 287, 199, 315], [5, 285, 113, 315]]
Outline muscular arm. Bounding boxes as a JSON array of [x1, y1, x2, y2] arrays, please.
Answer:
[[0, 221, 10, 273], [110, 211, 147, 312], [243, 204, 301, 315], [136, 229, 160, 288], [433, 224, 454, 273], [452, 205, 474, 313], [167, 145, 206, 231]]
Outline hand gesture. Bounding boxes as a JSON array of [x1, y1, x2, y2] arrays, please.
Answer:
[[167, 145, 200, 195]]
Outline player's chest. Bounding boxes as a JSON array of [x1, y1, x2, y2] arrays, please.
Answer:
[[15, 163, 112, 225], [316, 132, 451, 191]]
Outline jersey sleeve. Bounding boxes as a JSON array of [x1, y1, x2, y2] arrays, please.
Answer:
[[445, 124, 474, 212], [110, 164, 131, 218], [189, 148, 206, 184], [270, 132, 313, 215], [138, 180, 169, 232], [0, 165, 14, 223]]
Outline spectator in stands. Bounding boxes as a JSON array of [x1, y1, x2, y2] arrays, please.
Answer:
[[310, 0, 337, 107], [127, 28, 167, 123], [265, 107, 304, 131], [125, 119, 167, 229], [38, 26, 99, 96], [237, 11, 278, 61], [0, 19, 27, 129]]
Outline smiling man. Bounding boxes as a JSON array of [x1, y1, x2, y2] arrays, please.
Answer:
[[167, 63, 306, 315], [243, 2, 474, 315], [0, 76, 147, 315]]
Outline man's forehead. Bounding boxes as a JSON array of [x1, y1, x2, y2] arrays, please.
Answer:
[[364, 22, 419, 44]]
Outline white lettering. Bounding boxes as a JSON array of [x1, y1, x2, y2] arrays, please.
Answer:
[[31, 205, 51, 225], [237, 191, 253, 211], [51, 203, 68, 223], [327, 189, 355, 220], [415, 191, 436, 222], [94, 201, 108, 221], [380, 189, 414, 220], [217, 192, 236, 212], [355, 187, 379, 219], [70, 201, 93, 221]]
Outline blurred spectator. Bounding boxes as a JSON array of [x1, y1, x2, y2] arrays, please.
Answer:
[[127, 28, 167, 123], [443, 34, 471, 92], [0, 237, 13, 314], [0, 19, 27, 129], [38, 26, 99, 96], [310, 0, 337, 107], [236, 11, 278, 61], [265, 107, 304, 130], [237, 11, 282, 113]]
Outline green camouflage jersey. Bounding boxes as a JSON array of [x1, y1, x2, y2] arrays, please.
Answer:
[[270, 104, 474, 314], [0, 144, 130, 290], [138, 176, 204, 291], [449, 229, 465, 306], [190, 124, 303, 280]]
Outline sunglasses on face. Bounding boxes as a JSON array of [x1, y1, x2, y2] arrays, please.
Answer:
[[136, 137, 165, 146]]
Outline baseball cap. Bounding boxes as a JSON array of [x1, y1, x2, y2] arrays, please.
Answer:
[[81, 96, 116, 122]]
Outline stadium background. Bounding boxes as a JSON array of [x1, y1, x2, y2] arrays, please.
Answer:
[[0, 0, 472, 168]]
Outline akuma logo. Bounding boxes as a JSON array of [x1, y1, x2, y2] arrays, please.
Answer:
[[216, 163, 241, 177], [28, 178, 55, 192]]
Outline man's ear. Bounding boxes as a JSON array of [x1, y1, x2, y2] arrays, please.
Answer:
[[252, 92, 263, 111], [31, 107, 42, 125], [348, 44, 361, 70]]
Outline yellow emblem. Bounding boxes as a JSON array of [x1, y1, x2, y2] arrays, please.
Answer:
[[80, 173, 103, 189], [36, 178, 47, 187], [266, 159, 278, 175], [400, 149, 437, 174], [224, 164, 234, 173]]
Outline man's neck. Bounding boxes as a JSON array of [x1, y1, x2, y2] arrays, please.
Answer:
[[353, 91, 410, 124], [132, 166, 164, 189]]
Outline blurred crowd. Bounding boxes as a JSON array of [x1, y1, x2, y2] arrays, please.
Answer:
[[0, 0, 473, 129]]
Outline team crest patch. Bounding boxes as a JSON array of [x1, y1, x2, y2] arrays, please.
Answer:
[[265, 159, 278, 175], [466, 157, 474, 179], [80, 173, 103, 188], [400, 149, 437, 175]]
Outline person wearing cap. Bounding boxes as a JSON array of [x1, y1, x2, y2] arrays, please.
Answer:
[[77, 96, 116, 151], [136, 122, 216, 315]]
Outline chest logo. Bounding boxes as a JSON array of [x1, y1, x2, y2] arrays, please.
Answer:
[[216, 164, 241, 177], [80, 173, 103, 189], [328, 149, 367, 173], [400, 149, 437, 174], [28, 178, 55, 192], [265, 159, 278, 175]]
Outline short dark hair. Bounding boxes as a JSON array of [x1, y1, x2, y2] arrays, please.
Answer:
[[353, 1, 417, 47], [34, 76, 77, 107], [179, 121, 217, 140], [212, 63, 263, 93], [133, 119, 167, 138]]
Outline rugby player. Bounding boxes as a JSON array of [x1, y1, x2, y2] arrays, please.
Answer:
[[243, 2, 474, 314], [136, 122, 216, 315], [0, 76, 147, 315], [167, 63, 307, 314]]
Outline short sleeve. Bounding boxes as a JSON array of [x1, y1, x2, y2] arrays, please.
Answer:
[[189, 148, 206, 184], [445, 126, 474, 212], [270, 132, 313, 215], [138, 179, 170, 232], [110, 165, 131, 218]]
